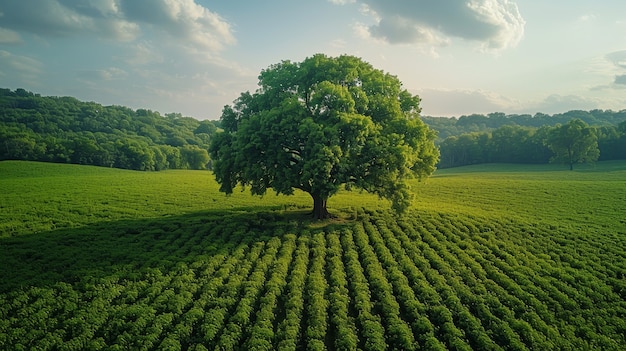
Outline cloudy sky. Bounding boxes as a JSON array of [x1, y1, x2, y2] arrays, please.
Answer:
[[1, 0, 625, 119]]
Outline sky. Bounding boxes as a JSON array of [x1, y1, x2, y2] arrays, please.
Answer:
[[1, 0, 625, 120]]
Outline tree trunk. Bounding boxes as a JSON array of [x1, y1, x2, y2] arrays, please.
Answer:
[[568, 146, 574, 170], [311, 193, 331, 219]]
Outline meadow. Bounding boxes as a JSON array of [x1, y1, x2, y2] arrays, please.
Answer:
[[1, 160, 625, 350]]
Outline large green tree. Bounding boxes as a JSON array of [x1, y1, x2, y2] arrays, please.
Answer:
[[546, 119, 600, 170], [209, 54, 439, 218]]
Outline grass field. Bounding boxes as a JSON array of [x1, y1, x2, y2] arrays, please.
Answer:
[[1, 160, 625, 350]]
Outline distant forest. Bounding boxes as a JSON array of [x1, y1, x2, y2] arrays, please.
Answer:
[[1, 88, 625, 170], [424, 111, 626, 168], [0, 88, 219, 171]]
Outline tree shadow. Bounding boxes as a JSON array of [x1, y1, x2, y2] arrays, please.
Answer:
[[0, 206, 353, 293]]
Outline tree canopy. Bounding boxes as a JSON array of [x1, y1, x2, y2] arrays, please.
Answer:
[[209, 54, 439, 218], [435, 115, 626, 169], [422, 109, 626, 141], [0, 88, 218, 170], [546, 119, 600, 170]]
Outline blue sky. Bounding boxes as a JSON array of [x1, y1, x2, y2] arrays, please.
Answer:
[[1, 0, 625, 120]]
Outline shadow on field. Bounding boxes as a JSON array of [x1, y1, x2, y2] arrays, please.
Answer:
[[0, 206, 351, 293]]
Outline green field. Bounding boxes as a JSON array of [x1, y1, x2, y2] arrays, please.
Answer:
[[1, 161, 625, 350]]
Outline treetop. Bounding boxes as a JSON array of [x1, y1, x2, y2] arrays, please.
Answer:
[[210, 53, 439, 218]]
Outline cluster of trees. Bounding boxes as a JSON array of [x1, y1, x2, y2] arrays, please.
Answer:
[[3, 86, 624, 174], [0, 88, 218, 170], [422, 110, 626, 141], [437, 118, 626, 169]]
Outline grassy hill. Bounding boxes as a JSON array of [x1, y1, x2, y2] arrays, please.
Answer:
[[1, 161, 625, 350]]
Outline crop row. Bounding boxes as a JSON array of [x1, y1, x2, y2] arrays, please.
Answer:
[[1, 209, 625, 350]]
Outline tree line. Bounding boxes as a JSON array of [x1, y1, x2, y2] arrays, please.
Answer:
[[2, 88, 625, 171], [0, 88, 218, 170], [422, 110, 626, 141], [432, 115, 626, 169]]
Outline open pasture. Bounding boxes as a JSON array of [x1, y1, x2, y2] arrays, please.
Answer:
[[1, 161, 625, 350]]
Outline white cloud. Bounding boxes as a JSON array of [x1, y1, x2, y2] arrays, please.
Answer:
[[0, 28, 21, 44], [0, 0, 243, 119], [0, 0, 235, 51], [100, 19, 141, 42], [0, 1, 119, 38], [0, 0, 239, 105], [121, 41, 164, 66], [578, 14, 597, 22], [606, 50, 626, 69], [117, 0, 235, 51], [339, 0, 525, 50], [330, 38, 348, 49], [467, 0, 526, 50], [0, 51, 39, 73], [614, 75, 626, 86], [528, 94, 601, 114], [328, 0, 356, 4], [416, 88, 623, 117], [367, 16, 451, 47], [591, 50, 626, 90], [76, 67, 127, 82], [417, 88, 519, 117], [0, 50, 43, 85]]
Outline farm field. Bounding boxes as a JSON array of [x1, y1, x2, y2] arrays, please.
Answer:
[[1, 160, 625, 350]]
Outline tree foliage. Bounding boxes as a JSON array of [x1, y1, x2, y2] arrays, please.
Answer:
[[209, 54, 439, 218], [437, 119, 625, 169], [0, 88, 218, 170], [546, 119, 600, 170], [423, 109, 626, 141]]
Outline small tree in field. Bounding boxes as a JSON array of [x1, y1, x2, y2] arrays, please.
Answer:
[[546, 119, 600, 170], [209, 54, 439, 219]]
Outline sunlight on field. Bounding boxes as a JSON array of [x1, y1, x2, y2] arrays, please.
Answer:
[[413, 162, 626, 230], [2, 160, 624, 237], [1, 160, 625, 349]]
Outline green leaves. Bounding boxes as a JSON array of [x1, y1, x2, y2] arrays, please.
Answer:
[[211, 53, 439, 214], [546, 119, 600, 170], [0, 89, 218, 171]]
